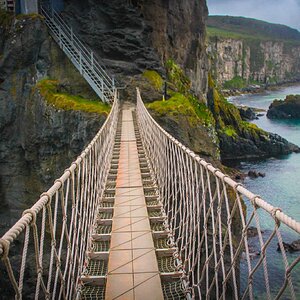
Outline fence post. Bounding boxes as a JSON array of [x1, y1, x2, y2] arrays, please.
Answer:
[[91, 51, 94, 70], [80, 52, 82, 74]]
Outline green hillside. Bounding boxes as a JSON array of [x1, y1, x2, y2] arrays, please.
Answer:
[[207, 16, 300, 44]]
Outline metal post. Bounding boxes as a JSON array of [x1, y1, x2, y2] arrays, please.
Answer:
[[59, 26, 62, 47], [112, 76, 115, 91], [71, 27, 73, 44], [80, 52, 82, 74], [91, 51, 94, 70], [101, 79, 104, 94]]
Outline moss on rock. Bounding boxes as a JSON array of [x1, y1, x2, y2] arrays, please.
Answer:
[[143, 70, 163, 91], [36, 79, 111, 116]]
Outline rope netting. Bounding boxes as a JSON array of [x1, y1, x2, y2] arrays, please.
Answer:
[[0, 94, 119, 299], [136, 89, 300, 300]]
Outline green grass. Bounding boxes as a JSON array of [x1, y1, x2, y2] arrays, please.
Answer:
[[166, 59, 191, 94], [147, 92, 214, 127], [223, 126, 237, 137], [223, 76, 248, 89], [207, 26, 264, 41], [143, 70, 163, 91], [207, 26, 300, 46], [36, 79, 111, 115], [145, 61, 215, 127]]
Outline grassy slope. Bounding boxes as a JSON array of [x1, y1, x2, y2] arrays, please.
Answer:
[[207, 16, 300, 46]]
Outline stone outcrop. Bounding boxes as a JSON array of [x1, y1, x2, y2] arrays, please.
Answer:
[[267, 94, 300, 119], [0, 15, 105, 235]]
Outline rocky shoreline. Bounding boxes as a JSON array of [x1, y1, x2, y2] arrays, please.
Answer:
[[222, 80, 300, 97]]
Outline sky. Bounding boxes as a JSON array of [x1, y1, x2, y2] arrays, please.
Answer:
[[207, 0, 300, 31]]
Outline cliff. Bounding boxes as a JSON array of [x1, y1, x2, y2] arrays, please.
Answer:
[[0, 12, 106, 234], [62, 0, 209, 100], [207, 16, 300, 87]]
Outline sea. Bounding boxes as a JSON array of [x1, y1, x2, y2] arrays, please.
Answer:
[[229, 85, 300, 298]]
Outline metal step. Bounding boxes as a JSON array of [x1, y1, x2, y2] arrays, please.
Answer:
[[154, 237, 172, 250], [162, 279, 186, 300], [80, 286, 105, 300], [98, 211, 113, 220], [94, 224, 112, 235], [151, 221, 166, 232], [91, 240, 110, 252]]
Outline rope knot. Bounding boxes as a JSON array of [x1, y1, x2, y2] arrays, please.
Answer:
[[250, 195, 261, 209], [40, 192, 51, 204], [54, 179, 63, 188], [64, 168, 72, 176], [233, 182, 243, 192], [271, 207, 282, 224], [0, 238, 10, 259], [37, 266, 43, 275], [22, 209, 37, 225]]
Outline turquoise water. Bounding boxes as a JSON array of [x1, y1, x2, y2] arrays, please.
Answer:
[[229, 85, 300, 297]]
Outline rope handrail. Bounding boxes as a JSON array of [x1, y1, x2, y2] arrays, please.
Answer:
[[136, 88, 300, 299], [0, 93, 119, 299]]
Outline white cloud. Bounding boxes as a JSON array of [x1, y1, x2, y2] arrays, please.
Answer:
[[207, 0, 300, 30]]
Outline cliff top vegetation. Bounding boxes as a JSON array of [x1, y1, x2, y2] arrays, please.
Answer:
[[207, 15, 300, 45]]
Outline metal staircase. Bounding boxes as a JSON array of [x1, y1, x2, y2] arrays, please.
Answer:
[[40, 6, 116, 103]]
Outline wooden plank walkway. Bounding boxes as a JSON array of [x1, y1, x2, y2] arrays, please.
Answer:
[[105, 106, 164, 300]]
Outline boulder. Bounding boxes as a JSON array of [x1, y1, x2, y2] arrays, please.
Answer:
[[239, 107, 257, 121], [277, 240, 300, 252], [267, 94, 300, 119]]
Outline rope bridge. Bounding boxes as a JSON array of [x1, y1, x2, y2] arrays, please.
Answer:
[[0, 90, 299, 299]]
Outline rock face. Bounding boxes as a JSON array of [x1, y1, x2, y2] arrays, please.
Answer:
[[148, 111, 221, 165], [219, 130, 300, 161], [267, 94, 300, 119], [208, 38, 300, 86], [63, 0, 209, 99], [0, 15, 105, 234], [136, 0, 209, 98]]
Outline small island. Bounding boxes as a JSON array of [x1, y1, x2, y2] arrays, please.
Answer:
[[267, 94, 300, 119]]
